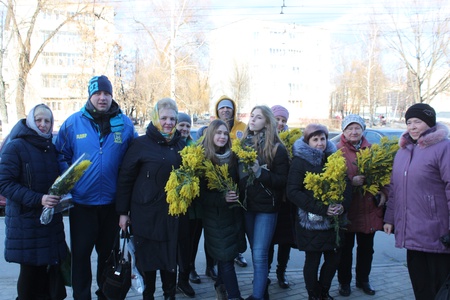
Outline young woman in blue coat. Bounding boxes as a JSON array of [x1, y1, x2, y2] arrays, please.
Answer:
[[0, 104, 67, 300]]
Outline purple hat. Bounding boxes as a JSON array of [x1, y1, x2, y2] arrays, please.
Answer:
[[303, 124, 328, 143], [271, 105, 289, 121]]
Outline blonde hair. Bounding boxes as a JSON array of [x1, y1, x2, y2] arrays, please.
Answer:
[[242, 105, 281, 167]]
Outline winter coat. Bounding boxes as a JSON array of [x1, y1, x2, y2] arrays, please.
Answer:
[[238, 142, 290, 213], [384, 123, 450, 254], [0, 120, 66, 265], [337, 134, 385, 233], [115, 123, 186, 272], [287, 137, 352, 251], [201, 155, 246, 261], [56, 103, 136, 206]]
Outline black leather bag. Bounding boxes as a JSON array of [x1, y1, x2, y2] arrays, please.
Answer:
[[101, 230, 131, 300]]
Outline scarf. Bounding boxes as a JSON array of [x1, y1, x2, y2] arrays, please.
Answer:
[[150, 102, 177, 142]]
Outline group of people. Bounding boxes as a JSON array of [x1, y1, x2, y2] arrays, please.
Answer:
[[0, 73, 449, 300]]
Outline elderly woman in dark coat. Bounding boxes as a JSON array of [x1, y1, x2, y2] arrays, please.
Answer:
[[116, 98, 186, 300], [0, 104, 67, 300], [287, 124, 351, 300]]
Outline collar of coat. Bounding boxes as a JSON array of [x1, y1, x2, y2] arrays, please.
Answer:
[[292, 136, 337, 166], [399, 122, 449, 149]]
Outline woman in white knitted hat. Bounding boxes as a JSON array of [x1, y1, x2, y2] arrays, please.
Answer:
[[336, 114, 387, 297]]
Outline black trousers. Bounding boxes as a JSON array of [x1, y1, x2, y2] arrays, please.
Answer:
[[18, 264, 49, 300], [69, 203, 118, 300], [303, 249, 341, 294], [407, 249, 450, 300], [143, 270, 177, 299], [186, 218, 214, 274], [268, 243, 291, 272], [338, 231, 375, 284]]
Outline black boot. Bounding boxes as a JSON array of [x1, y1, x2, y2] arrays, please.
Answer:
[[276, 265, 289, 289], [177, 272, 195, 298], [321, 288, 334, 300], [205, 264, 218, 281], [189, 263, 201, 284]]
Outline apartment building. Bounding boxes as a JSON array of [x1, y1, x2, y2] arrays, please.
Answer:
[[208, 19, 332, 122], [3, 1, 115, 128]]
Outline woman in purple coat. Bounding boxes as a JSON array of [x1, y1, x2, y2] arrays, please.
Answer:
[[384, 103, 450, 300]]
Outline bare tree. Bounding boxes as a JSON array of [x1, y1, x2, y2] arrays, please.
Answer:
[[382, 0, 450, 104], [0, 8, 11, 125], [229, 60, 250, 115], [4, 0, 88, 119]]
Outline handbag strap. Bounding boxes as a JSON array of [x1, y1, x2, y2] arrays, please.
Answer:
[[115, 229, 130, 275]]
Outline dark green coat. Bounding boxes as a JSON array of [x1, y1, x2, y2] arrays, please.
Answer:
[[200, 162, 246, 261]]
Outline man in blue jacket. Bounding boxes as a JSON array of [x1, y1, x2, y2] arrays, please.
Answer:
[[56, 75, 137, 300]]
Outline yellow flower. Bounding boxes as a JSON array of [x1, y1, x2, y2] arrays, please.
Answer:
[[165, 145, 205, 216], [231, 139, 257, 166], [279, 128, 302, 158], [49, 156, 92, 196], [356, 137, 399, 196], [303, 150, 348, 246], [203, 160, 245, 210]]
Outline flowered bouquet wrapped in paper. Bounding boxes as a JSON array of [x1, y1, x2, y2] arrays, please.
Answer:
[[278, 128, 302, 158], [203, 160, 245, 210], [303, 150, 347, 246], [356, 136, 399, 196], [165, 145, 204, 216], [40, 153, 92, 224]]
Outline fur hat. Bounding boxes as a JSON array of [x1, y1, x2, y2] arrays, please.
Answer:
[[303, 123, 328, 143], [341, 114, 366, 131], [271, 105, 289, 121], [88, 75, 113, 99], [177, 112, 192, 125], [405, 103, 436, 128]]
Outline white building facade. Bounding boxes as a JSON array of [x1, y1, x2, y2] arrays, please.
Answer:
[[208, 19, 332, 123], [3, 1, 115, 129]]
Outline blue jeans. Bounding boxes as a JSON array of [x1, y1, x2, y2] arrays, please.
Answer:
[[245, 211, 278, 299], [216, 260, 241, 299]]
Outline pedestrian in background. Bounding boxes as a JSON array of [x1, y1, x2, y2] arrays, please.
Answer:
[[268, 105, 296, 289], [200, 119, 246, 300], [287, 124, 351, 300], [56, 75, 136, 299], [175, 112, 197, 298], [336, 114, 386, 297], [214, 96, 248, 270], [0, 104, 67, 300], [384, 103, 450, 300], [238, 105, 290, 300], [116, 98, 186, 300]]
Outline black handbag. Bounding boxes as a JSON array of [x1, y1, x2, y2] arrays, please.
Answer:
[[101, 229, 131, 300]]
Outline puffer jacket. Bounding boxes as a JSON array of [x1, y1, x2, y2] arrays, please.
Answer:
[[201, 155, 246, 261], [287, 137, 352, 251], [0, 120, 66, 265], [337, 134, 385, 233], [384, 123, 450, 254]]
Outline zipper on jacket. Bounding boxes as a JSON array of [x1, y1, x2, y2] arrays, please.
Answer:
[[26, 163, 32, 189]]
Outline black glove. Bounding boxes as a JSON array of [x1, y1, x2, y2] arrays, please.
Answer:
[[440, 232, 450, 248]]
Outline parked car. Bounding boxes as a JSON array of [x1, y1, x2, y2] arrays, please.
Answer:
[[330, 128, 405, 145]]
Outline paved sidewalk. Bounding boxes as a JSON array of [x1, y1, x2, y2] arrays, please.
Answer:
[[0, 263, 414, 299]]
